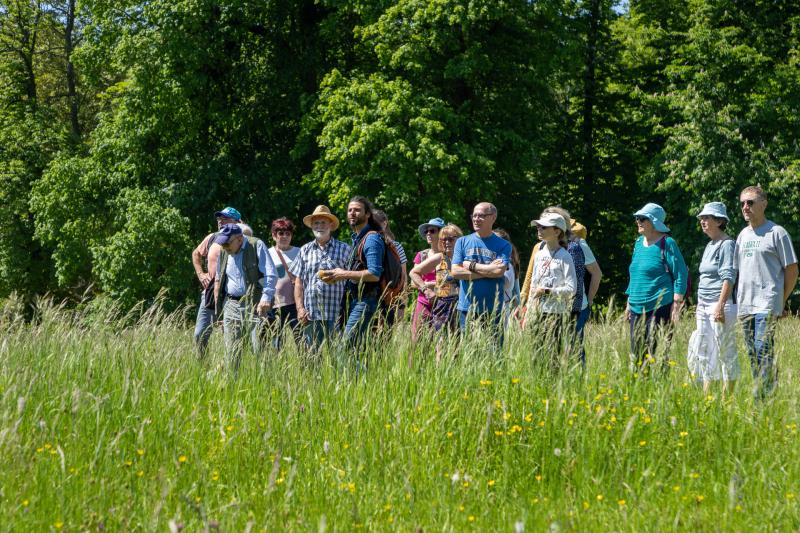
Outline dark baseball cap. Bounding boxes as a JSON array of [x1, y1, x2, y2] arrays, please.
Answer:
[[214, 224, 243, 245]]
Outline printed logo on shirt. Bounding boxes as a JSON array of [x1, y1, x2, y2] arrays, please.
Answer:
[[465, 247, 497, 263], [742, 239, 759, 258]]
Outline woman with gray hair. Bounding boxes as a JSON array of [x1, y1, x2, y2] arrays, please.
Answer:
[[687, 202, 739, 394]]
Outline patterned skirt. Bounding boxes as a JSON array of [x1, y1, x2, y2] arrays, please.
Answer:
[[431, 295, 459, 332]]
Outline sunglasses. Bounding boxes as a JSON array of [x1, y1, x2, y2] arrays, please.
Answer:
[[740, 199, 756, 207], [425, 228, 440, 235], [472, 213, 492, 220], [634, 216, 649, 223]]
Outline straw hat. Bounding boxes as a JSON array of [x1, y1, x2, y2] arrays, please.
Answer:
[[302, 205, 340, 231]]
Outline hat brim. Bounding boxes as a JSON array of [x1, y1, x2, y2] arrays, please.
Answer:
[[633, 211, 670, 233], [303, 213, 340, 231], [696, 209, 729, 222], [532, 219, 566, 232], [214, 211, 241, 221], [418, 223, 444, 240]]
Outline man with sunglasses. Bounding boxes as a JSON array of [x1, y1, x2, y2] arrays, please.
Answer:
[[736, 186, 798, 398], [451, 202, 512, 346], [191, 206, 242, 360]]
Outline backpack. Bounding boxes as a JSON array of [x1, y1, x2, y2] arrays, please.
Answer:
[[356, 231, 407, 306], [566, 240, 586, 314], [657, 236, 692, 301]]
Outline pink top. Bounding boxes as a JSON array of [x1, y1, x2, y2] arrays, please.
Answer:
[[414, 250, 437, 307]]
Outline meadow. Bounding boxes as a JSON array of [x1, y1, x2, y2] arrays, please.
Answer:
[[1, 298, 799, 531]]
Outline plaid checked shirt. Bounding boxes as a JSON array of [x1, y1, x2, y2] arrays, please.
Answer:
[[289, 237, 352, 321]]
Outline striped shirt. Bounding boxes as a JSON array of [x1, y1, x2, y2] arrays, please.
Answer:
[[394, 240, 408, 264], [290, 238, 352, 321]]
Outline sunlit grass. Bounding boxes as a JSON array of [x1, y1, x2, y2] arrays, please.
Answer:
[[1, 298, 799, 530]]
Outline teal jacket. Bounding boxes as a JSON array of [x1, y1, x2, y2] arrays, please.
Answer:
[[626, 235, 688, 313]]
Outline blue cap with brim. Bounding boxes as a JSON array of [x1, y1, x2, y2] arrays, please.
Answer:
[[214, 224, 243, 245], [214, 207, 242, 221], [418, 217, 446, 240], [633, 203, 670, 233]]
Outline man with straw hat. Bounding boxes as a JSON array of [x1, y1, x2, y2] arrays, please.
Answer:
[[290, 205, 352, 349]]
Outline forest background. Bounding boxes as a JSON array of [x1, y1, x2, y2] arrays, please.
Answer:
[[2, 0, 799, 311]]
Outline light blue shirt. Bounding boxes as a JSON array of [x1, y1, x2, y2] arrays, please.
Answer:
[[221, 238, 277, 303], [697, 238, 736, 302]]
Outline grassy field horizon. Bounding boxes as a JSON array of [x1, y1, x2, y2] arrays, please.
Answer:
[[1, 299, 799, 531]]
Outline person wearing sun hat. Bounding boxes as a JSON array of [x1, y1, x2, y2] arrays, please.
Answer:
[[524, 212, 577, 370], [686, 201, 739, 395], [410, 217, 446, 340], [290, 205, 352, 350], [625, 202, 688, 374]]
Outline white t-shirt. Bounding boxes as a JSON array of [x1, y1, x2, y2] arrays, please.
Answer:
[[735, 221, 797, 315], [268, 246, 300, 308]]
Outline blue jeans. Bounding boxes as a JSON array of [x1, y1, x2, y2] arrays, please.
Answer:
[[343, 296, 379, 349], [572, 307, 591, 366], [458, 310, 504, 349], [741, 313, 777, 397], [303, 320, 337, 350], [193, 291, 216, 359]]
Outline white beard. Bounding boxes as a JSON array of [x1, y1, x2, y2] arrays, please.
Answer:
[[313, 230, 330, 240]]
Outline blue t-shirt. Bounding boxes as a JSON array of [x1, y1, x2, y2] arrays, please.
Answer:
[[452, 232, 512, 314]]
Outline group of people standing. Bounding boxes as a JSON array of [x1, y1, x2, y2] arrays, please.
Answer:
[[624, 186, 797, 398], [190, 185, 798, 398]]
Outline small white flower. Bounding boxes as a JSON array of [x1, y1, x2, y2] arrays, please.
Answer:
[[553, 448, 562, 457], [451, 471, 460, 483], [323, 441, 330, 454], [514, 520, 525, 533]]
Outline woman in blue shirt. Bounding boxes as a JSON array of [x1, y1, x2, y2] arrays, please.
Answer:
[[687, 202, 739, 395], [625, 203, 688, 373]]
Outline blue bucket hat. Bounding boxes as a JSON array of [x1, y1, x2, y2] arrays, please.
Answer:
[[696, 201, 729, 222], [633, 203, 670, 233], [214, 206, 242, 222], [418, 217, 446, 240], [214, 223, 243, 245]]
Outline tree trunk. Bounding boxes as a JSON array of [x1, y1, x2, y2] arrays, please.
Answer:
[[581, 0, 601, 226], [64, 0, 80, 139]]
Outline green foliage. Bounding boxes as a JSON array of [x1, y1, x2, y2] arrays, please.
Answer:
[[93, 189, 193, 308], [2, 0, 800, 308]]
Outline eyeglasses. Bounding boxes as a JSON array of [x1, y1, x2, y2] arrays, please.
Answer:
[[472, 212, 493, 220], [275, 230, 292, 236], [425, 228, 439, 235], [634, 216, 649, 223], [740, 199, 756, 207]]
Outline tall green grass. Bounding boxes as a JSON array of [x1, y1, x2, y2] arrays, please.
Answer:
[[1, 298, 799, 531]]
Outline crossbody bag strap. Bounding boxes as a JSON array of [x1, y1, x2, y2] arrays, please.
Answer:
[[275, 248, 296, 284]]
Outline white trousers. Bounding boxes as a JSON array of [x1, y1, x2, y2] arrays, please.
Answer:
[[687, 297, 740, 381]]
